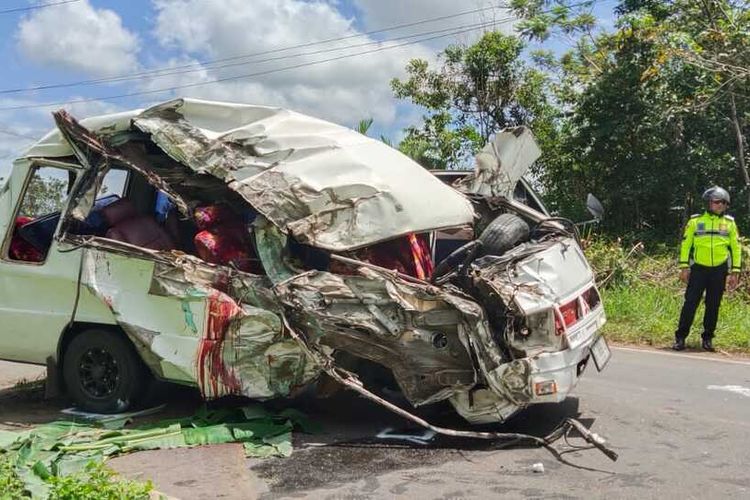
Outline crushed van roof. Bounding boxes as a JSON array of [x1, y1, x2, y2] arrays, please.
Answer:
[[23, 98, 475, 251]]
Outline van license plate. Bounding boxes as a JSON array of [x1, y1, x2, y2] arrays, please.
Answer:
[[590, 336, 611, 372]]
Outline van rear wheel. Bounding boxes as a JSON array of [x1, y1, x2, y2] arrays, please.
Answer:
[[63, 329, 147, 413]]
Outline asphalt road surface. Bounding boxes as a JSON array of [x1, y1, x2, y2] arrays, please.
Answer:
[[1, 346, 748, 499], [251, 347, 750, 499]]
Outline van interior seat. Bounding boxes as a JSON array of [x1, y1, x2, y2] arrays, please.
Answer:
[[9, 217, 44, 262], [101, 198, 176, 251]]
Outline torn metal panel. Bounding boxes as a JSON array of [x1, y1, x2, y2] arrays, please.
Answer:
[[79, 244, 318, 399], [455, 127, 541, 198], [274, 267, 478, 406], [130, 98, 475, 251], [474, 239, 594, 315], [279, 313, 618, 462], [22, 109, 141, 159], [51, 110, 192, 222]]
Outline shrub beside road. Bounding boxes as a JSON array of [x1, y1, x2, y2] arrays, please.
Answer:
[[586, 239, 750, 353]]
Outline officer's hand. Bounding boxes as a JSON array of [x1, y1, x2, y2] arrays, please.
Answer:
[[727, 273, 739, 292], [679, 269, 690, 284]]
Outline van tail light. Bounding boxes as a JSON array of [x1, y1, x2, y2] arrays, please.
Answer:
[[559, 298, 579, 328], [554, 310, 565, 336], [534, 380, 558, 396]]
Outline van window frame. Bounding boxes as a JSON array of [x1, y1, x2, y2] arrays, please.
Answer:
[[1, 159, 81, 265]]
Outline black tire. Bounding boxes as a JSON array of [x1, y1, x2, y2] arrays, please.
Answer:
[[63, 329, 148, 413], [478, 213, 529, 256]]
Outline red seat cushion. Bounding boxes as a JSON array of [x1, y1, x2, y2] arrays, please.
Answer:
[[9, 217, 44, 262], [194, 223, 254, 272], [194, 205, 234, 230], [101, 198, 139, 226]]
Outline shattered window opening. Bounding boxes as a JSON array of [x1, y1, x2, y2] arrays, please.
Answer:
[[4, 163, 78, 264]]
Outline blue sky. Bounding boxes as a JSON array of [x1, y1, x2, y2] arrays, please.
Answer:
[[0, 0, 618, 179]]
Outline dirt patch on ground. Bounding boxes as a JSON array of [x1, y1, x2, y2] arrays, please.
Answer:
[[110, 443, 262, 500]]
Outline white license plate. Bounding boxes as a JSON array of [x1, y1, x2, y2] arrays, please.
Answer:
[[590, 336, 611, 372]]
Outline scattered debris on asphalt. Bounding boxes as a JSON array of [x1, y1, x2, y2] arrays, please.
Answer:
[[375, 427, 437, 446], [60, 404, 167, 428]]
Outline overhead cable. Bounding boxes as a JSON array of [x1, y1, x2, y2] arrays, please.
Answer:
[[0, 126, 38, 140], [0, 5, 505, 95], [0, 0, 82, 15], [0, 21, 506, 111], [2, 19, 507, 94]]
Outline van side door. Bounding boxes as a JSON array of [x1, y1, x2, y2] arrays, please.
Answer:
[[0, 160, 84, 364]]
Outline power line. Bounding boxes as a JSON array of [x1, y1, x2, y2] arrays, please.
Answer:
[[0, 127, 37, 140], [0, 5, 505, 95], [0, 21, 507, 111], [0, 0, 81, 15], [0, 1, 597, 111], [1, 19, 504, 94]]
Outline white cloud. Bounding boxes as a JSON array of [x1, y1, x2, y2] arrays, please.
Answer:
[[148, 0, 435, 128], [16, 0, 140, 77], [0, 127, 36, 179], [0, 96, 125, 179]]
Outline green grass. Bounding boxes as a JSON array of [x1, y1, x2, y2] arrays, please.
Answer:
[[0, 454, 25, 500], [47, 462, 153, 500], [601, 284, 750, 352], [0, 455, 152, 500]]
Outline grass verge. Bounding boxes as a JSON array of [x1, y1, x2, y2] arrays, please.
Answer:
[[586, 239, 750, 353], [0, 455, 152, 500], [601, 285, 750, 353]]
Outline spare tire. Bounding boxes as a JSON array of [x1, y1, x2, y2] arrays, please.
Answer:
[[479, 213, 529, 256]]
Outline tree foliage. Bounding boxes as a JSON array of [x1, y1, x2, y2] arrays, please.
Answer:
[[20, 168, 70, 218], [391, 31, 557, 169], [513, 0, 750, 237], [389, 1, 749, 241]]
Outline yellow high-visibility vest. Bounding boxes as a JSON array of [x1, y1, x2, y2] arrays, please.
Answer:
[[679, 212, 741, 272]]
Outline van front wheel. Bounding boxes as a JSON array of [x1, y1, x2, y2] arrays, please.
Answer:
[[62, 329, 147, 413]]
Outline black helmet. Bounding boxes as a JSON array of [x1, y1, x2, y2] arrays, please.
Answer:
[[702, 186, 730, 204]]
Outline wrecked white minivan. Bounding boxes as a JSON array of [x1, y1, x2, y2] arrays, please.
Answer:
[[0, 98, 609, 425]]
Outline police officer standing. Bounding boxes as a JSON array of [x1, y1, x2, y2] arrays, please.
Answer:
[[673, 186, 741, 352]]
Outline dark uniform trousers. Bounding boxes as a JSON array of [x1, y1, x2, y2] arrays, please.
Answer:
[[675, 263, 728, 340]]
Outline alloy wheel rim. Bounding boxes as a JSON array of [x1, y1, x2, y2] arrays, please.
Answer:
[[78, 348, 120, 398]]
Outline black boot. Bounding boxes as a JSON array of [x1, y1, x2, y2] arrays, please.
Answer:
[[672, 337, 686, 351], [702, 337, 715, 352]]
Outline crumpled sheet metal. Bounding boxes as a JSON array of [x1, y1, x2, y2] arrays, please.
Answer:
[[449, 357, 536, 425], [44, 104, 552, 425], [79, 245, 318, 400], [475, 238, 591, 315], [22, 109, 140, 159], [274, 267, 480, 406], [50, 110, 193, 223], [455, 127, 541, 198], [131, 98, 474, 251]]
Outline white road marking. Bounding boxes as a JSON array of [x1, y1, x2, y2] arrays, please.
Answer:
[[612, 346, 750, 366], [707, 385, 750, 398]]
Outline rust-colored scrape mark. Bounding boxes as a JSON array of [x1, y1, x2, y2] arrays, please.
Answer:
[[197, 290, 243, 398]]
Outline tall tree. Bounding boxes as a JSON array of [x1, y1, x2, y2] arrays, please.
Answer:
[[391, 31, 558, 169], [511, 0, 750, 236]]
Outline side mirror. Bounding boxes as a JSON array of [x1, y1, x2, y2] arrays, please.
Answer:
[[586, 193, 604, 221]]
